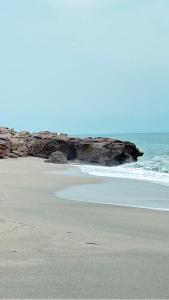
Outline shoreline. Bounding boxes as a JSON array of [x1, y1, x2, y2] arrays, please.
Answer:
[[55, 164, 169, 212], [72, 162, 169, 188], [56, 196, 169, 212], [0, 157, 169, 298]]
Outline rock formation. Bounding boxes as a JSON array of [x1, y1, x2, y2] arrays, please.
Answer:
[[0, 127, 143, 166]]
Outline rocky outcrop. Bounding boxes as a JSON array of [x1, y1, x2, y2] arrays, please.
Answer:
[[0, 127, 143, 166]]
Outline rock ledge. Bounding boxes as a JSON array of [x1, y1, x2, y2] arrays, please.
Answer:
[[0, 127, 143, 166]]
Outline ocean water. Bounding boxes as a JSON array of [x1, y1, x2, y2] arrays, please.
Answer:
[[77, 132, 169, 186], [55, 133, 169, 211]]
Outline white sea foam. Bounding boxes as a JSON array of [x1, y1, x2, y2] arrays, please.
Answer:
[[76, 163, 169, 186]]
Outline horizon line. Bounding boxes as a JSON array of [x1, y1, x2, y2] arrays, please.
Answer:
[[71, 131, 169, 136]]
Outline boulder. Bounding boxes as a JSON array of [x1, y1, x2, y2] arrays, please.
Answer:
[[46, 151, 67, 164]]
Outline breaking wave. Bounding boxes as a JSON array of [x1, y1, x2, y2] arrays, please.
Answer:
[[77, 156, 169, 186]]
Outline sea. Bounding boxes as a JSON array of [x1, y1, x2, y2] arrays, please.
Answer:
[[55, 132, 169, 211], [76, 132, 169, 187]]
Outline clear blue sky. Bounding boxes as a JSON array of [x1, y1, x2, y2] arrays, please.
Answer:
[[0, 0, 169, 134]]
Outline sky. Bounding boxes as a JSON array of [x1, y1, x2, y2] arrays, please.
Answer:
[[0, 0, 169, 134]]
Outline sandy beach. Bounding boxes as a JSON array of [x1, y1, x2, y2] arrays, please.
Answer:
[[0, 157, 169, 299]]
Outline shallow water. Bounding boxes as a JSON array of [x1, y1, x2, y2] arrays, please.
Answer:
[[55, 166, 169, 211]]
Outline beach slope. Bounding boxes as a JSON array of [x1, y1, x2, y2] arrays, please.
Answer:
[[0, 157, 169, 298]]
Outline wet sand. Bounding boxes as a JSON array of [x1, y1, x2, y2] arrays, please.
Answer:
[[57, 169, 169, 210], [0, 157, 169, 299]]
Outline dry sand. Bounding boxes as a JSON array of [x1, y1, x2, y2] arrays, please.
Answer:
[[0, 157, 169, 299]]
